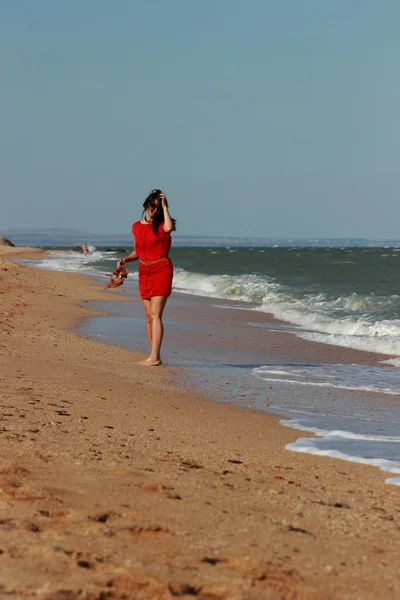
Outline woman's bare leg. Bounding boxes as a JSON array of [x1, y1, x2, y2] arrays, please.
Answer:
[[141, 298, 152, 348], [138, 296, 168, 366]]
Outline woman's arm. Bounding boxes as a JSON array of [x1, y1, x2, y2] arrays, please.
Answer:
[[117, 249, 138, 269], [160, 192, 174, 233]]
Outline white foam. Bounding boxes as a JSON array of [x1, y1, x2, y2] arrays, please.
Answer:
[[253, 364, 400, 396], [172, 269, 280, 303], [279, 419, 330, 436], [381, 357, 400, 367], [297, 330, 400, 359], [20, 250, 117, 274], [257, 300, 400, 354], [284, 435, 400, 486], [282, 420, 400, 443], [385, 477, 400, 486]]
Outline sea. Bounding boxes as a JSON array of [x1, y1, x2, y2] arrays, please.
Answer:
[[17, 239, 400, 486]]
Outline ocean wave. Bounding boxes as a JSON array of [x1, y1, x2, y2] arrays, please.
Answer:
[[283, 433, 400, 486], [381, 357, 400, 367], [173, 269, 281, 303], [252, 364, 400, 395], [20, 249, 119, 274], [173, 268, 400, 358], [281, 420, 400, 443], [297, 330, 400, 358], [19, 254, 400, 361]]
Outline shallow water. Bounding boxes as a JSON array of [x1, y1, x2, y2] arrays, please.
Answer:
[[19, 244, 400, 361]]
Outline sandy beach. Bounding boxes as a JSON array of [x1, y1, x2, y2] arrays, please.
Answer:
[[0, 247, 399, 600]]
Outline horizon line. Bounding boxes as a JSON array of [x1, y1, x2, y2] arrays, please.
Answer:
[[2, 228, 400, 242]]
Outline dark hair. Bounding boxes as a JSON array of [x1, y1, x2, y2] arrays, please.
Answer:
[[142, 189, 177, 234]]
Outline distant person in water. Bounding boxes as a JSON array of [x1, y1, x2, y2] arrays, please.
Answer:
[[82, 243, 88, 255], [116, 189, 176, 366]]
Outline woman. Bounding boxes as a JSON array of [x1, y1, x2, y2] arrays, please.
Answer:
[[117, 189, 176, 366]]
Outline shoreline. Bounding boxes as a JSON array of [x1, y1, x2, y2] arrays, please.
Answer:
[[1, 247, 399, 599], [78, 279, 400, 487]]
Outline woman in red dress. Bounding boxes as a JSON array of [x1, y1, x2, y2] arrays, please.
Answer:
[[117, 189, 176, 366]]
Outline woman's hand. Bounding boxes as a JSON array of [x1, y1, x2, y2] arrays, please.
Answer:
[[160, 192, 168, 208], [117, 250, 138, 268]]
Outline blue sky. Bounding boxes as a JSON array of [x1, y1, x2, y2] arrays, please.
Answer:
[[1, 1, 400, 238]]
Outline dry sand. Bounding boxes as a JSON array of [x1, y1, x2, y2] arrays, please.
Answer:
[[0, 247, 399, 600]]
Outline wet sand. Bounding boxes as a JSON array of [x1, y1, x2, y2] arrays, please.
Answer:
[[0, 246, 399, 599], [79, 290, 396, 414]]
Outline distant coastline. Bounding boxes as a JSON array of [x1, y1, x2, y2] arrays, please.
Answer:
[[1, 227, 400, 248]]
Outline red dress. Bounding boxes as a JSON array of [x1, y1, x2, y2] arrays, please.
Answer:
[[132, 221, 173, 299]]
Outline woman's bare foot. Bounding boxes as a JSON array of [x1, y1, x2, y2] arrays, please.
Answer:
[[137, 357, 162, 366]]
